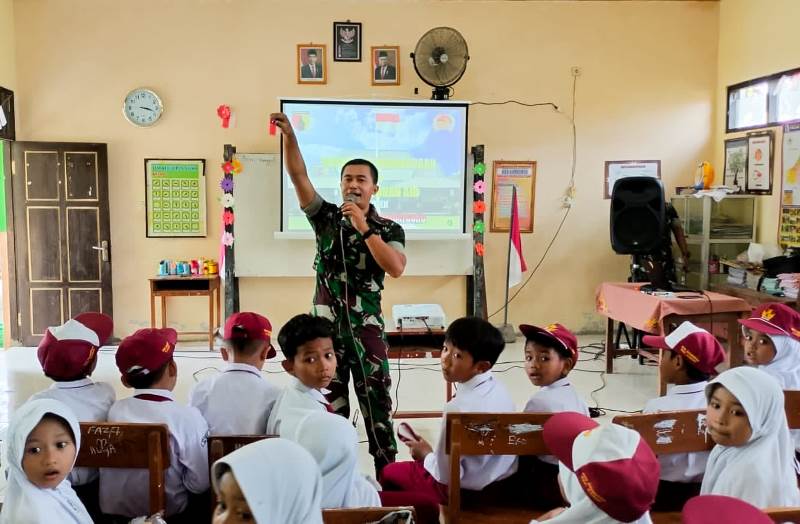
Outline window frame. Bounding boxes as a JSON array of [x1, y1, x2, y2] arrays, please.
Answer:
[[726, 65, 800, 133]]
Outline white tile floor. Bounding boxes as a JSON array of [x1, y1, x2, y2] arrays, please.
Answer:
[[0, 334, 659, 500]]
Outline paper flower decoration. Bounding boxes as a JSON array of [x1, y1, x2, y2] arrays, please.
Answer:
[[221, 193, 235, 208], [232, 159, 243, 174], [217, 105, 232, 128], [222, 232, 234, 246], [220, 177, 234, 192], [473, 180, 486, 194], [223, 210, 234, 226], [473, 201, 486, 214], [473, 162, 486, 176], [222, 161, 234, 174], [473, 220, 485, 234], [475, 242, 485, 257]]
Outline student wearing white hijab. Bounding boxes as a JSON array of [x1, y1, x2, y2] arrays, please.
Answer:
[[212, 438, 324, 524], [1, 399, 92, 524], [530, 412, 659, 524], [739, 303, 800, 390], [281, 410, 381, 508], [701, 366, 800, 507]]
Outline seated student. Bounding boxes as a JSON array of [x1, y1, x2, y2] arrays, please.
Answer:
[[517, 322, 589, 508], [190, 312, 282, 434], [100, 328, 210, 521], [682, 495, 773, 524], [641, 321, 725, 511], [266, 314, 337, 435], [380, 317, 517, 505], [739, 303, 800, 451], [1, 398, 92, 524], [701, 366, 800, 507], [283, 410, 440, 523], [212, 437, 324, 524], [28, 312, 115, 515], [532, 412, 659, 524]]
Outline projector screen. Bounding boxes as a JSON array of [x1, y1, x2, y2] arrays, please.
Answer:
[[280, 98, 469, 236]]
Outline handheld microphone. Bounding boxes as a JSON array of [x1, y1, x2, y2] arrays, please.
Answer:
[[341, 193, 358, 227]]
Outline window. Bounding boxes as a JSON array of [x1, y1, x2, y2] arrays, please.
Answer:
[[727, 66, 800, 132]]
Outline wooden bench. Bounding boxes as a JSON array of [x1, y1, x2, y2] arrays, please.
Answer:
[[76, 422, 170, 516], [207, 434, 274, 510], [444, 412, 553, 524], [323, 506, 416, 523]]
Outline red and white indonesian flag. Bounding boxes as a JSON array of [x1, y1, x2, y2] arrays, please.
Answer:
[[508, 188, 527, 288]]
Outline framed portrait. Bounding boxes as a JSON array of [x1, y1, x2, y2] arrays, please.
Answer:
[[371, 46, 400, 86], [723, 137, 748, 189], [490, 161, 536, 233], [333, 21, 361, 62], [145, 159, 206, 238], [603, 160, 661, 199], [297, 44, 327, 84], [746, 130, 773, 194]]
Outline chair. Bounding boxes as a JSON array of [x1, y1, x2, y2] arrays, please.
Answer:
[[76, 422, 170, 516]]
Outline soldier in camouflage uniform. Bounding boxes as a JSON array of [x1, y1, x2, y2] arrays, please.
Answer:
[[271, 112, 407, 474]]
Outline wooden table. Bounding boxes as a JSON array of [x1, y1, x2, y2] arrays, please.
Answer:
[[385, 327, 450, 419], [149, 275, 221, 350], [596, 282, 751, 395], [709, 282, 798, 311]]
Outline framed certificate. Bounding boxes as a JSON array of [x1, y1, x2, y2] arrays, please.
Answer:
[[490, 161, 536, 233], [746, 131, 773, 194], [604, 160, 661, 199]]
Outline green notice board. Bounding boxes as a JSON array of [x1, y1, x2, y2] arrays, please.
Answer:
[[145, 159, 206, 237]]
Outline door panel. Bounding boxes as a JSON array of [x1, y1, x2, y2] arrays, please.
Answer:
[[10, 142, 112, 345]]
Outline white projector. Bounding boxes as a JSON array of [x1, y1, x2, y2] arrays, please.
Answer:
[[391, 304, 446, 331]]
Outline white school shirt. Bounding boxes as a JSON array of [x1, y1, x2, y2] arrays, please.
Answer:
[[524, 377, 590, 465], [266, 376, 329, 435], [189, 362, 282, 435], [643, 381, 709, 483], [1, 398, 93, 524], [423, 371, 518, 490], [28, 378, 115, 486], [99, 389, 210, 518]]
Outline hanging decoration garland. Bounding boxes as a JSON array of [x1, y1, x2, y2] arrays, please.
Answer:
[[473, 161, 487, 259]]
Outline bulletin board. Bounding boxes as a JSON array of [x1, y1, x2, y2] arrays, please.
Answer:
[[779, 124, 800, 247], [145, 159, 206, 237]]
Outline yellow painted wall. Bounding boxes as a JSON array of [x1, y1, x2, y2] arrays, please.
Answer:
[[0, 0, 14, 90], [11, 0, 719, 336], [715, 0, 800, 245]]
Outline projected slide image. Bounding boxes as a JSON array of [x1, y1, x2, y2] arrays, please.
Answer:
[[281, 100, 468, 235]]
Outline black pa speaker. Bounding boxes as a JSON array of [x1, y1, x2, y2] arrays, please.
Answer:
[[610, 177, 665, 255]]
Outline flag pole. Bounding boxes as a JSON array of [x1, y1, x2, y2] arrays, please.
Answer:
[[503, 185, 516, 327]]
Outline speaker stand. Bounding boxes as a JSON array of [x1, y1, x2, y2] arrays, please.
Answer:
[[615, 254, 647, 356]]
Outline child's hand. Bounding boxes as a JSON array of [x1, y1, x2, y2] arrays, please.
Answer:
[[406, 436, 433, 461], [268, 113, 294, 138], [535, 507, 566, 521]]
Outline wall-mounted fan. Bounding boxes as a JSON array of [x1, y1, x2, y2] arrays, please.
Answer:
[[410, 27, 469, 100]]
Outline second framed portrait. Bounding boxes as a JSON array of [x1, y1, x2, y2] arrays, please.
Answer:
[[371, 46, 400, 86], [297, 44, 327, 84], [333, 21, 361, 62]]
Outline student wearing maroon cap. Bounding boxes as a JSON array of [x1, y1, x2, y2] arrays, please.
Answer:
[[516, 322, 589, 509], [190, 312, 282, 435], [28, 312, 114, 519], [682, 495, 772, 524], [531, 412, 659, 523], [641, 321, 726, 511], [100, 328, 210, 521], [739, 303, 800, 454]]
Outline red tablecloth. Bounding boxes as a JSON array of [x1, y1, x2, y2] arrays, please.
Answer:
[[595, 282, 751, 334]]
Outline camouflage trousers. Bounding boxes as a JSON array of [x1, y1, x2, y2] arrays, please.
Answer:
[[326, 323, 397, 464]]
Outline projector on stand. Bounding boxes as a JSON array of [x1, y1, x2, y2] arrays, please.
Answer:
[[392, 304, 446, 331]]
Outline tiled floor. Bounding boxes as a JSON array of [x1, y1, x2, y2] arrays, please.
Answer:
[[0, 334, 659, 501]]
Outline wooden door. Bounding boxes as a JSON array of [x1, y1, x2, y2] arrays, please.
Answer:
[[9, 142, 112, 345]]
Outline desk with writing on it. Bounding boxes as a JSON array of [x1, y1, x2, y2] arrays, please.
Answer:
[[385, 327, 450, 419], [149, 275, 221, 351]]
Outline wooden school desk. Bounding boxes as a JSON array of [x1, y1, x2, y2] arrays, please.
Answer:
[[385, 327, 450, 419], [149, 275, 221, 350], [596, 282, 751, 395]]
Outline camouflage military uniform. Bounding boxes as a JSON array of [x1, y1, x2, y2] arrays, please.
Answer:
[[303, 193, 405, 467]]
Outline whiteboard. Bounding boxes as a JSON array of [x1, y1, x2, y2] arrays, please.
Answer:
[[233, 153, 473, 277]]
